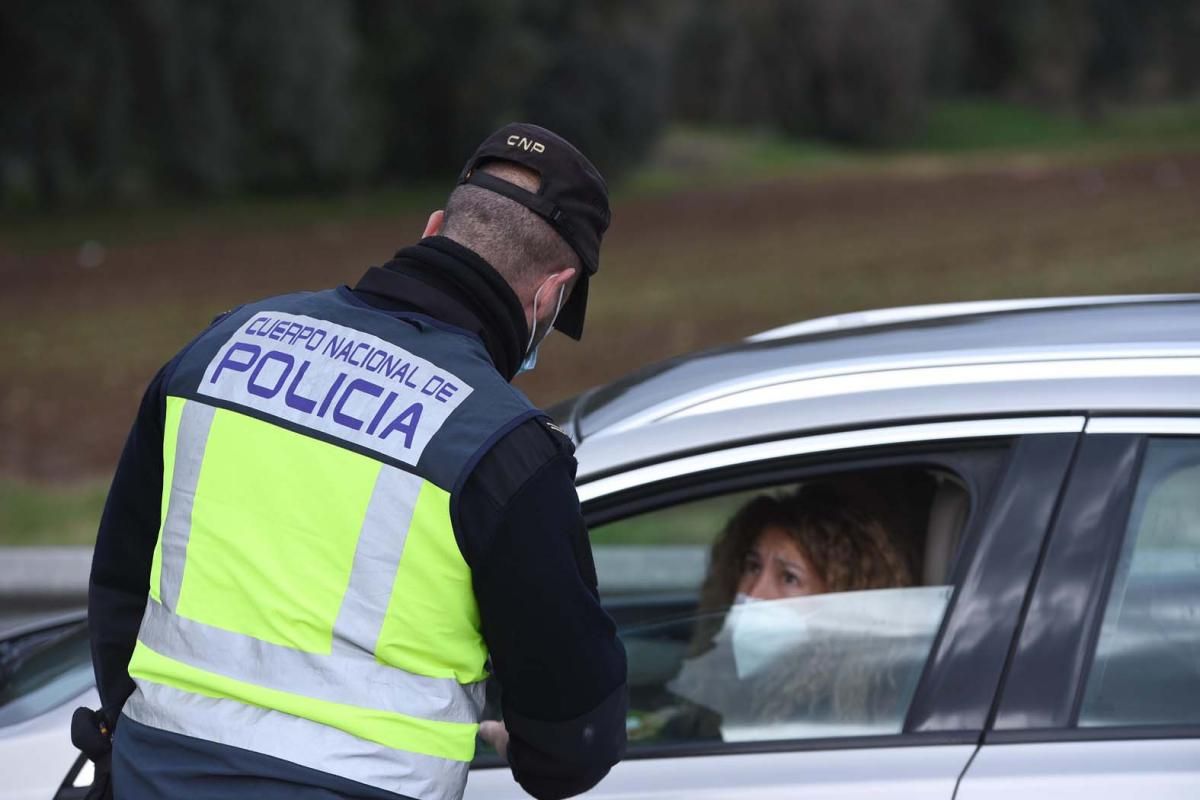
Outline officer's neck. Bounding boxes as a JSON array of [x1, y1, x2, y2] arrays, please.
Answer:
[[352, 236, 529, 381]]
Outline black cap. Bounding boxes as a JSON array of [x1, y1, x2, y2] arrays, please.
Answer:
[[456, 122, 610, 340]]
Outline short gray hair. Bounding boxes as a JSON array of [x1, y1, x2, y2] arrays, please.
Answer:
[[441, 161, 580, 292]]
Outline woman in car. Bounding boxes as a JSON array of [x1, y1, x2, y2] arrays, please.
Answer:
[[661, 483, 915, 740], [692, 483, 914, 645]]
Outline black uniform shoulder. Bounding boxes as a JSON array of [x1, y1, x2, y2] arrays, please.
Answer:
[[537, 417, 575, 452], [468, 415, 575, 509]]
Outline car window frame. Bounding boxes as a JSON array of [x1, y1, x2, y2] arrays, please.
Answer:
[[589, 445, 1002, 695], [988, 415, 1200, 745], [566, 417, 1081, 762]]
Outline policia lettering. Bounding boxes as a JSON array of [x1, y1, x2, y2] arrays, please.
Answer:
[[121, 291, 535, 800], [201, 311, 473, 464]]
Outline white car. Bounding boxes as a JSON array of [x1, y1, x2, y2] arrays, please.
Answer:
[[4, 294, 1200, 799], [0, 611, 95, 799]]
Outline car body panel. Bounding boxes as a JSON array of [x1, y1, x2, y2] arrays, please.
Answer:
[[565, 298, 1200, 444], [1086, 416, 1200, 435], [967, 414, 1200, 795], [904, 433, 1079, 733], [0, 686, 96, 800], [465, 743, 978, 799], [990, 434, 1143, 732], [746, 294, 1200, 343], [577, 417, 1082, 502], [957, 739, 1200, 800], [572, 369, 1200, 485]]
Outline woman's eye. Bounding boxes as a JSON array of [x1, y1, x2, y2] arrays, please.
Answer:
[[782, 571, 800, 585], [742, 559, 761, 575]]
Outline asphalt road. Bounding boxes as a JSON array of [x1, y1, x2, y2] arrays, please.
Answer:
[[0, 547, 89, 636]]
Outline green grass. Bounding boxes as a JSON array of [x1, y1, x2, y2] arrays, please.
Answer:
[[626, 99, 1200, 197], [0, 479, 107, 546], [915, 100, 1095, 151], [626, 126, 851, 194], [915, 99, 1200, 153]]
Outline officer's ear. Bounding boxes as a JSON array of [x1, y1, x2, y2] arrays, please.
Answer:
[[422, 210, 445, 238], [547, 266, 577, 297]]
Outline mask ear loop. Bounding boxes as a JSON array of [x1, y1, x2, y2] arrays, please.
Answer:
[[526, 280, 568, 357], [548, 284, 567, 331], [525, 280, 547, 357]]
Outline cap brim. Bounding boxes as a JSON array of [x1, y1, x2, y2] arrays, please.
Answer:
[[554, 273, 588, 340]]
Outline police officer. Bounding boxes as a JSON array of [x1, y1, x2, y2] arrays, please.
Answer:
[[80, 123, 628, 800]]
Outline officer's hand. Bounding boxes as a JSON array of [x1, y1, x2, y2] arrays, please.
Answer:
[[71, 707, 114, 800], [479, 720, 510, 762], [84, 753, 113, 800]]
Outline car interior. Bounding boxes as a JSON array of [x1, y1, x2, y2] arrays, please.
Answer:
[[597, 464, 973, 624], [567, 461, 978, 748]]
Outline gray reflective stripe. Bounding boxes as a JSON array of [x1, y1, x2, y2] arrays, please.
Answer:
[[332, 465, 422, 657], [124, 682, 468, 800], [138, 598, 485, 724], [159, 401, 216, 611]]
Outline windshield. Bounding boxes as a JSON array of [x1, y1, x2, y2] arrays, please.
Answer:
[[0, 619, 94, 728]]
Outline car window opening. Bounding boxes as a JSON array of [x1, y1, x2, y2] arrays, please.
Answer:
[[1079, 437, 1200, 729], [532, 461, 976, 751]]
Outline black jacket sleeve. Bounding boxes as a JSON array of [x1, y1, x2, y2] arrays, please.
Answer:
[[88, 363, 170, 720], [457, 418, 628, 800]]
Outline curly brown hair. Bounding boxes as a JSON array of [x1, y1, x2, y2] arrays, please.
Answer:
[[691, 483, 913, 651]]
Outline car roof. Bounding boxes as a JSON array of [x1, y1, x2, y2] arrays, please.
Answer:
[[558, 295, 1200, 481]]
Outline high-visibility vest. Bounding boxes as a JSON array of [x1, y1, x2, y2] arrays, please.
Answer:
[[123, 288, 538, 800]]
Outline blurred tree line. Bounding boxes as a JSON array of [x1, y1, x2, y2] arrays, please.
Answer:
[[0, 0, 670, 207], [674, 0, 1200, 143], [2, 0, 1197, 208]]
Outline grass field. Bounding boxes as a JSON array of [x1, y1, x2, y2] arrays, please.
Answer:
[[2, 100, 1198, 544], [0, 479, 111, 545]]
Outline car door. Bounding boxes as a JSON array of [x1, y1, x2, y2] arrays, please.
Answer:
[[959, 417, 1200, 799], [467, 416, 1082, 799]]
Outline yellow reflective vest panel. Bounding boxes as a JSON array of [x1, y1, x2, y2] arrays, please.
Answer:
[[124, 291, 538, 800]]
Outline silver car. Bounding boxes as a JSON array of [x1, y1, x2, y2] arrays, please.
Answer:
[[5, 294, 1200, 799]]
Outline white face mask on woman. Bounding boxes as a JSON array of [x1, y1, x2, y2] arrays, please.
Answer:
[[725, 596, 819, 679], [518, 278, 566, 375]]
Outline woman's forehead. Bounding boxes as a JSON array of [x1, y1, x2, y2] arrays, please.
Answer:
[[751, 526, 811, 565]]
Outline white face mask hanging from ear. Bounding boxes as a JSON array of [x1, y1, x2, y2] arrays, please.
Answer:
[[518, 277, 567, 375]]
